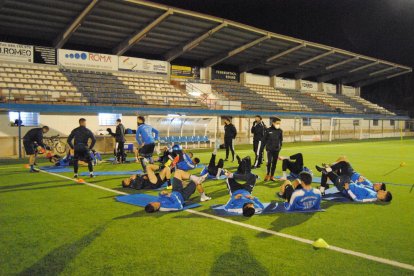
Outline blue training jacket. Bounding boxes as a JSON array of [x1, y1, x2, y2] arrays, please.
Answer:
[[346, 183, 377, 202], [176, 153, 196, 171], [224, 189, 264, 214], [285, 188, 321, 211], [136, 124, 159, 145], [351, 173, 375, 191], [158, 191, 184, 211]]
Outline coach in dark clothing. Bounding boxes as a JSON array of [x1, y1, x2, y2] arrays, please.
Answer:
[[261, 117, 283, 181], [67, 118, 96, 178], [224, 117, 237, 162], [108, 118, 126, 163], [251, 115, 266, 168], [23, 126, 49, 172]]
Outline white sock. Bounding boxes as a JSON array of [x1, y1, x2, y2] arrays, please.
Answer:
[[213, 148, 217, 155], [326, 167, 332, 173], [282, 171, 287, 178], [216, 168, 223, 179], [201, 192, 206, 197], [320, 186, 325, 193]]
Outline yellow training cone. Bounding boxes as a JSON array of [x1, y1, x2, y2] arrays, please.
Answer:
[[312, 238, 329, 249], [400, 162, 406, 167]]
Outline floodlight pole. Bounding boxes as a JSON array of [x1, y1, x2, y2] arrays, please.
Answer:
[[18, 111, 22, 159]]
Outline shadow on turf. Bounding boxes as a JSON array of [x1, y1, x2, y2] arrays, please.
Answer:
[[19, 223, 108, 275], [210, 236, 269, 276], [0, 180, 67, 190]]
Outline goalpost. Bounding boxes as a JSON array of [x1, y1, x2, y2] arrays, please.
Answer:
[[328, 117, 364, 142]]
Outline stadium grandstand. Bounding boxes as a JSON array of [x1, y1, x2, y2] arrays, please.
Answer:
[[0, 0, 412, 157], [1, 1, 414, 275]]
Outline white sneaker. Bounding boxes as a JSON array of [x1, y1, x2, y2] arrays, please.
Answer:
[[200, 195, 212, 202]]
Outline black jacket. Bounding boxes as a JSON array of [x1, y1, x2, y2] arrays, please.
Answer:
[[23, 128, 45, 147], [67, 126, 96, 150], [111, 123, 126, 143], [251, 121, 266, 141], [261, 125, 283, 152], [224, 123, 237, 139]]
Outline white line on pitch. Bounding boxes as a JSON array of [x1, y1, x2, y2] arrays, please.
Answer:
[[40, 169, 414, 272]]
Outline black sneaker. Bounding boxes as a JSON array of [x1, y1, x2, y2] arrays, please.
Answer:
[[236, 155, 241, 163], [89, 173, 95, 178], [224, 159, 228, 162], [74, 174, 78, 179], [30, 169, 40, 173]]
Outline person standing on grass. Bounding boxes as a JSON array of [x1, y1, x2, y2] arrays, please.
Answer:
[[108, 118, 126, 163], [67, 118, 96, 179], [23, 126, 50, 172], [261, 117, 283, 182], [135, 116, 159, 172], [251, 115, 266, 169], [224, 117, 237, 162]]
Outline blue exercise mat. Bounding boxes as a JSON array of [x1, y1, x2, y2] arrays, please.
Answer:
[[40, 166, 72, 173], [106, 157, 138, 162], [211, 202, 324, 216], [116, 193, 201, 210], [322, 187, 352, 202], [79, 170, 143, 176], [276, 175, 333, 184]]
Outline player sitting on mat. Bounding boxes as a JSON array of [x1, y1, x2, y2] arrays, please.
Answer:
[[144, 169, 210, 213], [278, 171, 321, 211], [278, 153, 310, 181], [317, 166, 392, 202], [200, 142, 226, 179], [316, 156, 386, 194], [122, 164, 171, 190], [223, 156, 263, 217]]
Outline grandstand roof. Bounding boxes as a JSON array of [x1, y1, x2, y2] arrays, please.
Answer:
[[0, 0, 411, 87]]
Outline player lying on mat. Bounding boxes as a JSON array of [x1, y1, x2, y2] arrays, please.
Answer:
[[317, 166, 392, 202], [316, 156, 386, 194], [172, 150, 200, 171], [144, 169, 210, 213], [224, 169, 263, 217], [278, 171, 321, 211], [121, 164, 171, 190], [200, 142, 227, 179], [278, 153, 311, 181]]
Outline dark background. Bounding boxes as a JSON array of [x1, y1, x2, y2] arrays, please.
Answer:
[[151, 0, 414, 116]]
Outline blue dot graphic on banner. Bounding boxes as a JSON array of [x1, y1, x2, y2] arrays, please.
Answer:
[[69, 54, 74, 59], [65, 54, 69, 58], [75, 53, 80, 59], [81, 53, 87, 60]]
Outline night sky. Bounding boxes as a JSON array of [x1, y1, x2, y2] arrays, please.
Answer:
[[151, 0, 414, 116]]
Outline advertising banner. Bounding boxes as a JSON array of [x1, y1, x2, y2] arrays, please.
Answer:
[[58, 49, 118, 71], [171, 64, 200, 79], [323, 83, 337, 94], [0, 42, 33, 63], [300, 80, 318, 92], [119, 56, 168, 74], [211, 69, 239, 82], [342, 85, 356, 96], [34, 46, 56, 65], [275, 77, 296, 90]]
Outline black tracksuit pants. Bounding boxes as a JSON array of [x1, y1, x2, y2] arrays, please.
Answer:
[[253, 139, 264, 167], [224, 137, 235, 161], [266, 150, 280, 176]]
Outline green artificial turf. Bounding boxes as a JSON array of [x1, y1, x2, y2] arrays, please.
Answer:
[[1, 138, 414, 275]]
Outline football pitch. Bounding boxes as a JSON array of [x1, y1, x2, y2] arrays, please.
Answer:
[[1, 138, 414, 275]]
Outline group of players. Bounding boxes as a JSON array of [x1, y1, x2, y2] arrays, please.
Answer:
[[22, 115, 392, 217]]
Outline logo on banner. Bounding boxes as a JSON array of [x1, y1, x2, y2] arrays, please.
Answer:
[[64, 52, 112, 63]]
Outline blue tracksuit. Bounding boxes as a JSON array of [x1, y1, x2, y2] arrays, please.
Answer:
[[351, 173, 375, 191], [346, 183, 377, 202], [176, 153, 196, 171], [158, 191, 184, 211], [224, 189, 264, 214], [285, 188, 321, 211], [136, 124, 159, 145]]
